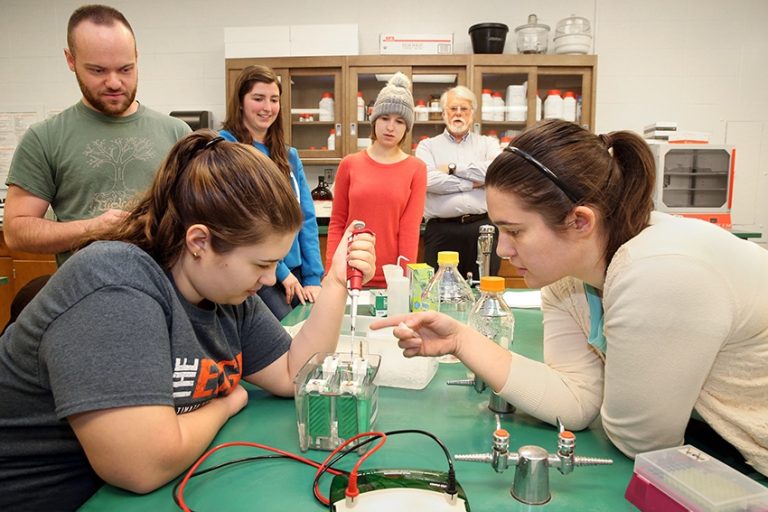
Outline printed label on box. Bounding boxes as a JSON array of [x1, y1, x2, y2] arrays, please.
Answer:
[[407, 263, 434, 311], [380, 34, 453, 55]]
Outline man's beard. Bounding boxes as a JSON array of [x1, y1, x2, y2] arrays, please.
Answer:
[[76, 71, 137, 116]]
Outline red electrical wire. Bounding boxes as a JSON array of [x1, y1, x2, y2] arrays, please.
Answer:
[[175, 441, 345, 512], [312, 432, 387, 506]]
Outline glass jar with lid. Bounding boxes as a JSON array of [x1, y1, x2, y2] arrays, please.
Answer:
[[514, 14, 550, 54]]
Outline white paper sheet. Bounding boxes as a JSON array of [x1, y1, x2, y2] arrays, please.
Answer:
[[503, 290, 541, 309]]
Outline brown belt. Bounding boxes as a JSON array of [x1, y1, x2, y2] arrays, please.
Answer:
[[429, 213, 488, 224]]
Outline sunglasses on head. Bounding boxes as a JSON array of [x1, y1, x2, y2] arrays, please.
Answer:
[[504, 145, 582, 203]]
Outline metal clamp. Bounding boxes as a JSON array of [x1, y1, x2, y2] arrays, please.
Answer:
[[455, 417, 613, 505], [446, 377, 514, 413]]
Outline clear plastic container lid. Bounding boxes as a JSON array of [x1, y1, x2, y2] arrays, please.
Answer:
[[555, 15, 591, 37]]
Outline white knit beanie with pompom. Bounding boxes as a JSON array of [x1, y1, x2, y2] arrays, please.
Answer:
[[370, 72, 414, 131]]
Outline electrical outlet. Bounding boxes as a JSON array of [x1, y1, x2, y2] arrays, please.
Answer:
[[324, 168, 335, 185]]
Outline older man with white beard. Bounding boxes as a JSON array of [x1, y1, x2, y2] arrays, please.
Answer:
[[415, 85, 502, 278]]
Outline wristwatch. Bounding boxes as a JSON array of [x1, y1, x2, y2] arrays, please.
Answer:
[[447, 163, 457, 175]]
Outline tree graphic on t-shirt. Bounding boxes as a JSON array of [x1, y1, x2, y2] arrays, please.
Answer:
[[84, 137, 155, 214]]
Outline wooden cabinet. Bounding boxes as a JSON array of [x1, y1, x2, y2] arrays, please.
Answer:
[[471, 54, 596, 135], [226, 55, 472, 162], [499, 260, 527, 289], [226, 54, 596, 163], [0, 231, 57, 328]]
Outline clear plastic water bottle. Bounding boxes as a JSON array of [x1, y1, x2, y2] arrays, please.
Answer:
[[423, 252, 474, 319], [468, 276, 515, 413], [468, 276, 514, 350], [422, 251, 475, 363]]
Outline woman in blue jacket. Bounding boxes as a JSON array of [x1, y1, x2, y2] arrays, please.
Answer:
[[221, 65, 324, 319]]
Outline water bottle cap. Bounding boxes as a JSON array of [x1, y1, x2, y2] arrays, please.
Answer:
[[480, 276, 505, 292], [436, 251, 459, 265]]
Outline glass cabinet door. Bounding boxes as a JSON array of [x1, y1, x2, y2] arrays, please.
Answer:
[[283, 68, 343, 160], [537, 66, 594, 131], [348, 64, 467, 155], [473, 66, 534, 144], [472, 58, 596, 141]]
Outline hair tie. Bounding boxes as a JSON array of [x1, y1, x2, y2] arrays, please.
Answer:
[[599, 133, 612, 148]]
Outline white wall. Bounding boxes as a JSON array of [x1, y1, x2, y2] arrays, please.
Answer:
[[1, 0, 766, 238]]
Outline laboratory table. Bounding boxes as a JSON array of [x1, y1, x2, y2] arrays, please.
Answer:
[[81, 306, 642, 511]]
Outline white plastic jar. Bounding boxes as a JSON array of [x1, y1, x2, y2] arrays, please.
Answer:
[[492, 92, 505, 121], [535, 92, 542, 121], [544, 89, 563, 120], [356, 91, 365, 122], [319, 92, 334, 122], [481, 89, 493, 121], [415, 100, 429, 121], [562, 91, 577, 122]]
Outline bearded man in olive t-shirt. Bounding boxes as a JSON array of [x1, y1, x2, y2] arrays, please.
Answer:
[[4, 4, 190, 266]]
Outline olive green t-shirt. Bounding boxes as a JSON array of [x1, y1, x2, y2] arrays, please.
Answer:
[[6, 101, 190, 265]]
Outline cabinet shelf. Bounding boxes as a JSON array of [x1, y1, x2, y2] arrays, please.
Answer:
[[664, 187, 727, 192], [292, 121, 337, 126], [664, 171, 727, 176], [301, 157, 342, 165], [477, 120, 528, 126]]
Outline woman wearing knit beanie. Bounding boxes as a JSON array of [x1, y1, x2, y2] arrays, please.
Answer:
[[326, 72, 427, 288]]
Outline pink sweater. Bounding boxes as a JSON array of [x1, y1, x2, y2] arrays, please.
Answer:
[[326, 150, 427, 288]]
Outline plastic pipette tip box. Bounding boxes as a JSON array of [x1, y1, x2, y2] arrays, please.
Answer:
[[625, 445, 768, 511]]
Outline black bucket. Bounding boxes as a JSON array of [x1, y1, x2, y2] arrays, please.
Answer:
[[469, 23, 509, 54]]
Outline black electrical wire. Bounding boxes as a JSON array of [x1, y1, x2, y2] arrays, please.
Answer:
[[172, 454, 349, 512], [172, 429, 455, 511], [311, 428, 457, 506]]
